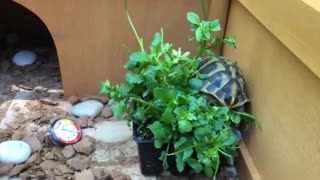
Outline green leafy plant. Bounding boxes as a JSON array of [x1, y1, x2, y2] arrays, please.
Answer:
[[100, 0, 256, 179]]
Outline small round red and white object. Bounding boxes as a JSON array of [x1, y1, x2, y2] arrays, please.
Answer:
[[50, 118, 81, 145]]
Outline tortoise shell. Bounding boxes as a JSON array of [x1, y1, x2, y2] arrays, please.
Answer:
[[198, 56, 249, 108]]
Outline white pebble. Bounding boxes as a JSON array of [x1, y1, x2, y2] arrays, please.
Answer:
[[12, 50, 37, 66], [0, 140, 32, 164], [71, 100, 103, 117]]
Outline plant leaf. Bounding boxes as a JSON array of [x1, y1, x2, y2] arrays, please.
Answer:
[[217, 107, 229, 115], [112, 101, 125, 119], [133, 108, 145, 121], [230, 111, 241, 124], [153, 88, 176, 103], [159, 150, 169, 170], [188, 78, 203, 91], [125, 51, 149, 70], [204, 166, 214, 177], [186, 158, 203, 173], [194, 127, 211, 141], [125, 72, 144, 84], [148, 121, 172, 148], [100, 80, 111, 94], [178, 120, 193, 133], [187, 12, 200, 25], [182, 148, 194, 161], [160, 107, 174, 124], [174, 137, 187, 149], [223, 36, 236, 48], [176, 153, 185, 172], [195, 28, 202, 42], [152, 32, 161, 46], [210, 19, 221, 32]]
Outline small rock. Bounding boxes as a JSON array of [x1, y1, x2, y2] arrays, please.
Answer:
[[12, 50, 37, 66], [11, 131, 24, 140], [73, 136, 95, 155], [75, 169, 95, 180], [108, 170, 130, 180], [66, 157, 89, 171], [39, 99, 58, 106], [24, 64, 40, 72], [18, 84, 34, 91], [52, 147, 66, 162], [13, 106, 21, 112], [49, 91, 64, 99], [44, 151, 57, 161], [22, 135, 42, 152], [26, 153, 41, 164], [40, 160, 60, 175], [68, 96, 81, 105], [1, 59, 11, 73], [0, 163, 14, 175], [9, 164, 30, 176], [81, 96, 109, 104], [33, 86, 48, 93], [10, 84, 20, 92], [0, 140, 32, 164], [54, 165, 73, 176], [87, 117, 95, 128], [90, 168, 106, 180], [94, 116, 107, 122], [12, 69, 23, 76], [43, 134, 56, 147], [100, 106, 113, 118], [62, 145, 76, 159], [14, 91, 34, 100], [71, 100, 103, 117], [26, 112, 43, 122], [76, 115, 90, 128]]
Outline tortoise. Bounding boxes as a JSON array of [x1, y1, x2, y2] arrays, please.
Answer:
[[198, 56, 249, 108]]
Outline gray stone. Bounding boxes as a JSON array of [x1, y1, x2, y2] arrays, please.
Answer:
[[71, 100, 103, 117], [22, 135, 42, 152], [73, 137, 95, 155], [0, 141, 32, 164], [100, 106, 113, 118], [66, 157, 89, 171], [14, 91, 34, 100], [62, 145, 76, 159], [12, 50, 37, 66], [83, 121, 132, 143], [75, 170, 95, 180]]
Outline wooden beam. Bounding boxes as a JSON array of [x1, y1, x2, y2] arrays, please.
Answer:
[[237, 141, 262, 180]]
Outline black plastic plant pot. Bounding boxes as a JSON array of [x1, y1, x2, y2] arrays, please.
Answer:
[[133, 124, 164, 175]]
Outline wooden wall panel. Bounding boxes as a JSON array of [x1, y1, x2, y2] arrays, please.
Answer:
[[238, 0, 320, 79], [224, 0, 320, 179], [14, 0, 208, 96]]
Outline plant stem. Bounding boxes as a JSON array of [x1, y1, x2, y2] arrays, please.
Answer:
[[214, 156, 220, 178], [218, 149, 231, 158], [166, 139, 214, 156], [195, 41, 207, 60], [201, 0, 207, 21], [124, 0, 144, 51], [130, 97, 162, 111]]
